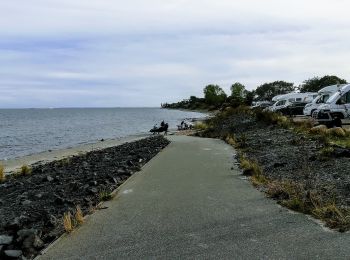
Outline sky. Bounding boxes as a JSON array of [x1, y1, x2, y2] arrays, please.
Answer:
[[0, 0, 350, 108]]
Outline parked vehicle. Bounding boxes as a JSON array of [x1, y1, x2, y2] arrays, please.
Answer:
[[303, 84, 345, 116], [267, 92, 317, 113], [251, 101, 274, 109], [312, 84, 350, 127], [277, 101, 310, 116]]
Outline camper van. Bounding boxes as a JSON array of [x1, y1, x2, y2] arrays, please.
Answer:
[[267, 92, 317, 112], [312, 84, 350, 127], [303, 84, 345, 116]]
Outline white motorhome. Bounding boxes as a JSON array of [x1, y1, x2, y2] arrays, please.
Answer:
[[267, 92, 317, 112], [312, 84, 350, 127], [303, 84, 345, 116]]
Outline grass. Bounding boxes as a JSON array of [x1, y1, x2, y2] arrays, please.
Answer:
[[0, 164, 5, 182], [63, 206, 85, 233], [225, 134, 237, 147], [75, 206, 84, 225], [320, 146, 334, 157], [20, 165, 31, 176], [266, 180, 350, 231], [99, 190, 113, 201], [63, 212, 73, 233], [213, 106, 350, 231], [239, 154, 268, 186], [194, 122, 208, 131], [255, 110, 292, 128]]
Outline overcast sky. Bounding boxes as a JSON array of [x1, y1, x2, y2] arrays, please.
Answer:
[[0, 0, 349, 108]]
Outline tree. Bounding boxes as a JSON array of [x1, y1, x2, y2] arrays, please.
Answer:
[[300, 75, 347, 92], [203, 84, 227, 106], [244, 90, 255, 106], [230, 82, 246, 102], [255, 81, 295, 101]]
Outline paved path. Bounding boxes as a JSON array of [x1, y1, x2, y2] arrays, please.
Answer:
[[40, 136, 350, 259]]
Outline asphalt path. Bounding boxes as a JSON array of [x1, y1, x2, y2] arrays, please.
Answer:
[[39, 135, 350, 259]]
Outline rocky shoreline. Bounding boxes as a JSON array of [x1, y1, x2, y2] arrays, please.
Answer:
[[198, 108, 350, 231], [0, 136, 170, 259]]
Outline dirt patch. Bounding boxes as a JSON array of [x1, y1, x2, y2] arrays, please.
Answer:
[[0, 136, 170, 259]]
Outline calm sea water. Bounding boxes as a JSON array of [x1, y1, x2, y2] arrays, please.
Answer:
[[0, 108, 206, 160]]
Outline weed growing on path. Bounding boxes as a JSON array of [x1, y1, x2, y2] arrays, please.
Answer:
[[63, 212, 73, 233], [75, 206, 84, 225]]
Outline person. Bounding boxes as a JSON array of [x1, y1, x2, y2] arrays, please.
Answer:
[[160, 120, 165, 127], [180, 121, 184, 129], [164, 123, 169, 135]]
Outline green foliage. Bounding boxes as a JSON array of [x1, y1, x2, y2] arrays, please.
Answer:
[[244, 90, 255, 106], [299, 75, 347, 92], [230, 82, 245, 99], [194, 122, 208, 131], [203, 84, 227, 106], [99, 190, 112, 201], [255, 81, 295, 101]]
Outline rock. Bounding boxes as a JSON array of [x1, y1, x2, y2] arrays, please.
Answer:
[[89, 188, 98, 194], [6, 216, 28, 231], [35, 193, 43, 199], [0, 235, 13, 245], [117, 169, 127, 175], [127, 160, 134, 166], [4, 250, 22, 258], [273, 162, 286, 168], [46, 176, 54, 182], [22, 233, 44, 250], [17, 229, 37, 242], [48, 214, 58, 226], [22, 200, 32, 206], [53, 195, 65, 205], [89, 181, 98, 186], [333, 147, 350, 158]]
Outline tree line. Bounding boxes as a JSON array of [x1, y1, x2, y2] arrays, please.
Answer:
[[161, 75, 347, 110]]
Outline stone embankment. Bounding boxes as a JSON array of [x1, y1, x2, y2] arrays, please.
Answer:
[[0, 136, 169, 259]]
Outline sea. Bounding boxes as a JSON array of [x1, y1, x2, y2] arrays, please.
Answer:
[[0, 108, 206, 160]]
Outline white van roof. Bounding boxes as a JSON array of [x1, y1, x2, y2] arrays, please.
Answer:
[[318, 84, 346, 95], [272, 92, 317, 102]]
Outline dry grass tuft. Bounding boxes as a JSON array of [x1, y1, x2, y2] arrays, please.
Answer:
[[240, 156, 260, 175], [0, 164, 5, 182], [309, 125, 328, 135], [225, 134, 237, 147], [63, 212, 73, 233], [293, 119, 314, 130], [75, 206, 84, 225], [329, 127, 346, 137], [239, 155, 267, 186], [20, 165, 31, 176], [194, 122, 208, 131], [254, 110, 292, 128]]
